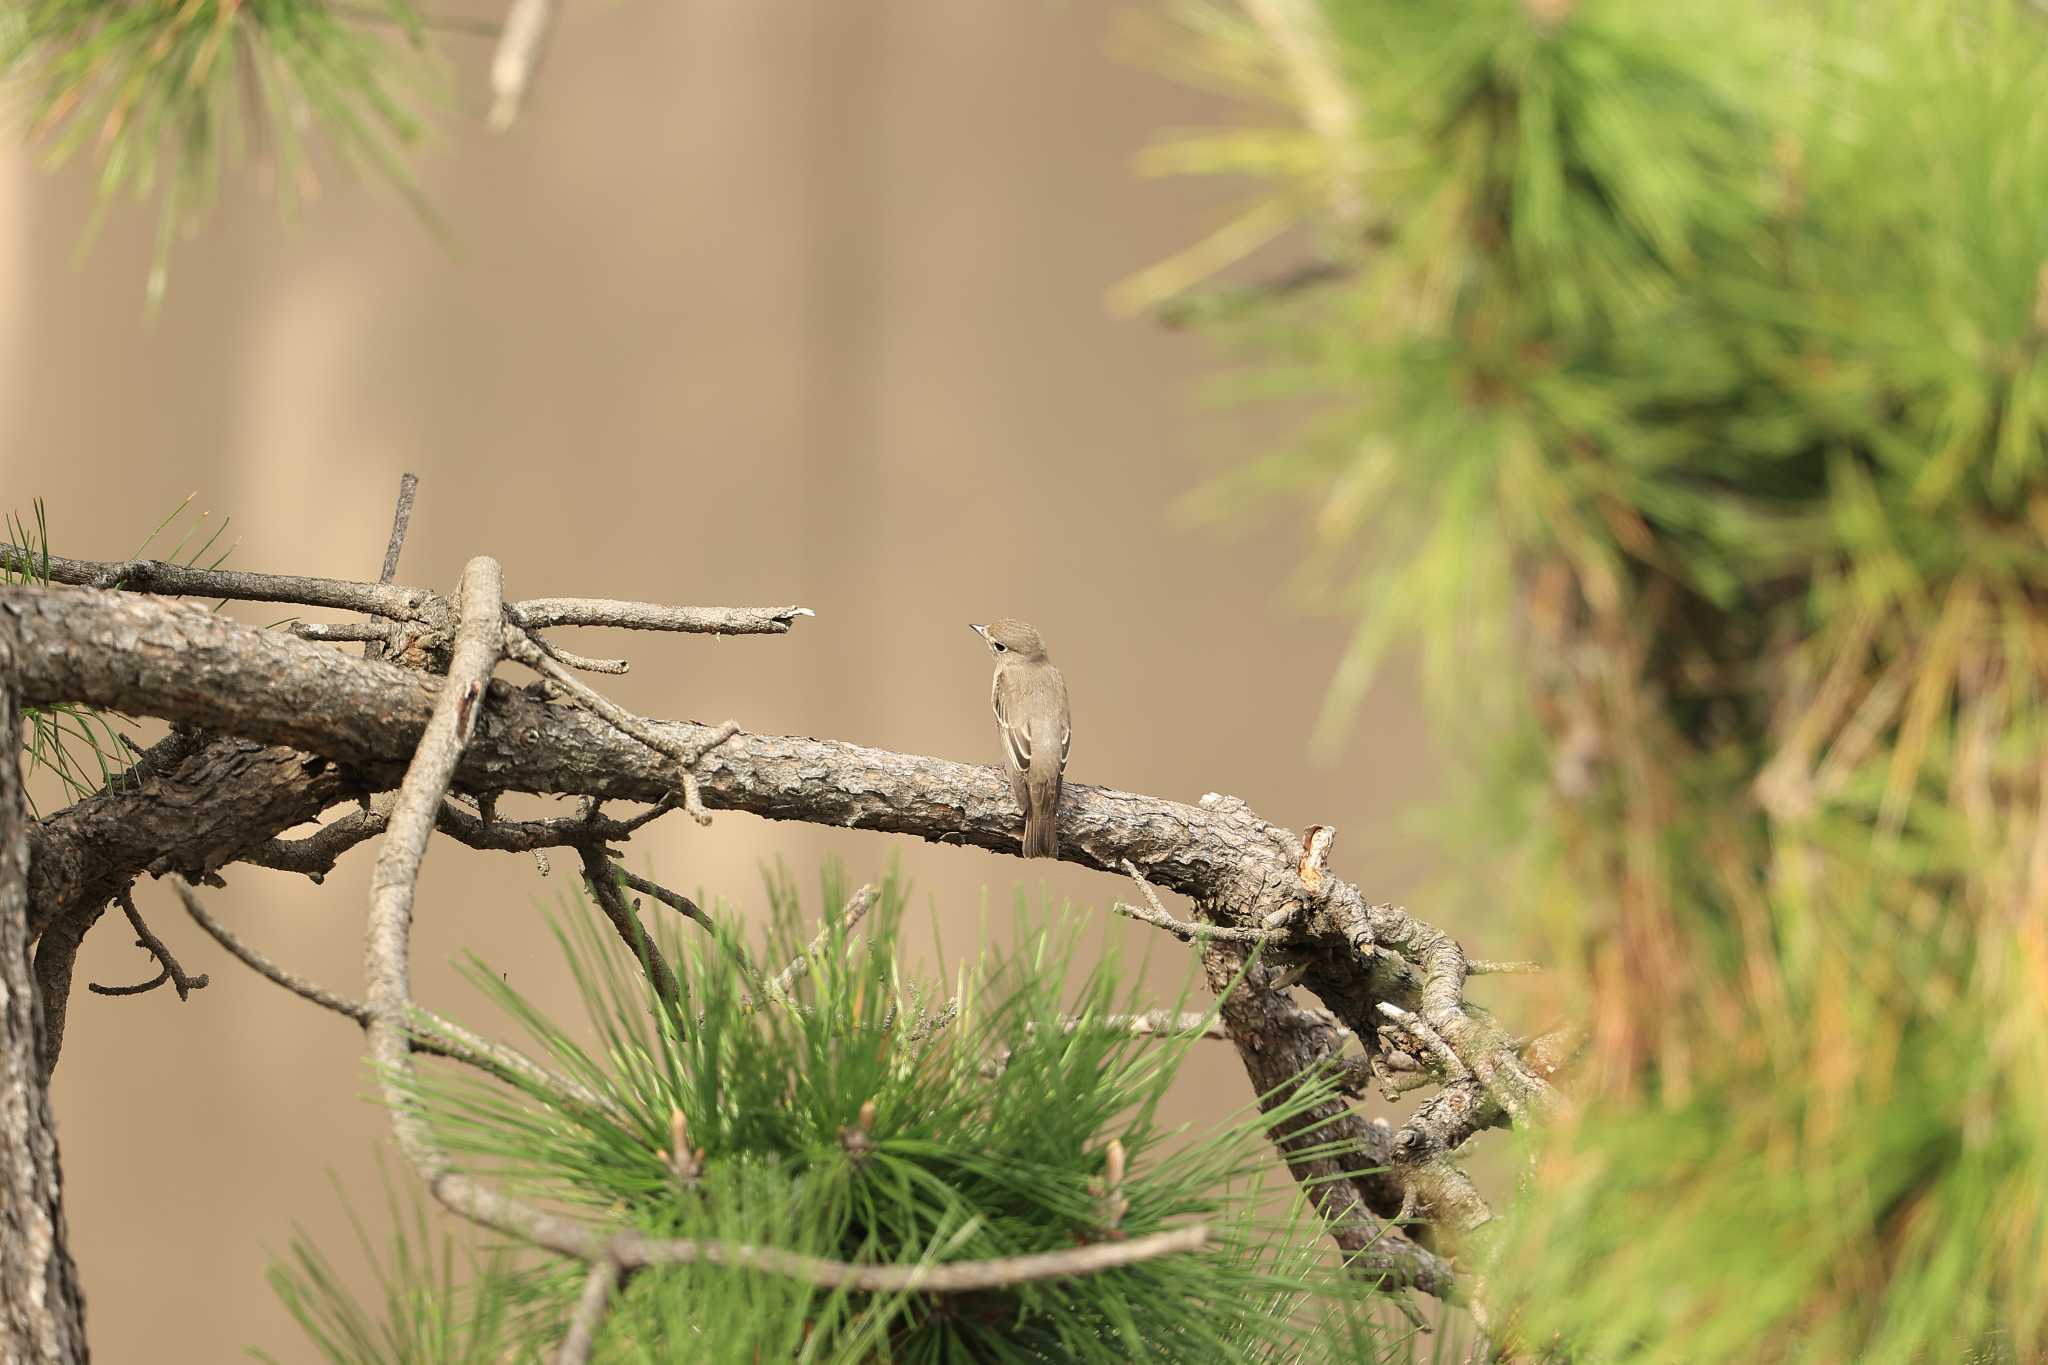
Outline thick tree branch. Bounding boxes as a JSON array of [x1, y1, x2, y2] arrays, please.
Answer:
[[0, 628, 89, 1361], [5, 583, 1560, 1279], [27, 735, 365, 938]]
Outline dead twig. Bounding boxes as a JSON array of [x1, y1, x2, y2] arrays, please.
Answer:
[[376, 473, 419, 588], [508, 601, 813, 635], [86, 887, 209, 1000], [1114, 860, 1285, 945], [609, 865, 712, 932], [505, 629, 738, 826], [171, 878, 611, 1114], [245, 792, 686, 881], [758, 884, 878, 1008]]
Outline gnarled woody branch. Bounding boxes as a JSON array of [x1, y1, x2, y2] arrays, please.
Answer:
[[2, 581, 1560, 1292]]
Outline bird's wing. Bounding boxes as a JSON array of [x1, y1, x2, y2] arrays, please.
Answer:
[[993, 669, 1033, 774], [1053, 666, 1070, 773]]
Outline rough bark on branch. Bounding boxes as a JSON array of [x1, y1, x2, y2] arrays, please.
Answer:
[[7, 588, 1348, 927], [28, 733, 364, 937], [1, 628, 90, 1361]]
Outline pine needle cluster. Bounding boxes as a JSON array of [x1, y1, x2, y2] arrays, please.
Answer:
[[263, 867, 1406, 1363]]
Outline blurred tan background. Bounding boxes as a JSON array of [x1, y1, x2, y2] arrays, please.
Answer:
[[1, 3, 1439, 1359]]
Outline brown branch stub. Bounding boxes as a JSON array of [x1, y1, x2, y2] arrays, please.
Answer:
[[839, 1099, 878, 1167], [1298, 824, 1336, 890], [1092, 1137, 1130, 1233], [377, 473, 420, 588]]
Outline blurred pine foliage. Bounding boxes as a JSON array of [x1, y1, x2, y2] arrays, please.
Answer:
[[1, 0, 443, 302], [1139, 1, 2048, 1359]]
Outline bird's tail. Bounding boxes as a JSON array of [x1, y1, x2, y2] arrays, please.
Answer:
[[1023, 774, 1062, 859]]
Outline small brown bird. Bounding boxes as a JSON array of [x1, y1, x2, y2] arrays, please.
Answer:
[[970, 619, 1070, 858]]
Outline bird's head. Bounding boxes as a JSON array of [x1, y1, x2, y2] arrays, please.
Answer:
[[969, 618, 1049, 662]]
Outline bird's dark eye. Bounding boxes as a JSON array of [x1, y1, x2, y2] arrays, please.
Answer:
[[993, 642, 1007, 652]]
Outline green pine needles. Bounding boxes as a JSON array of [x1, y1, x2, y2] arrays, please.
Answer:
[[2, 0, 443, 303], [1140, 0, 2048, 1360], [264, 866, 1408, 1363]]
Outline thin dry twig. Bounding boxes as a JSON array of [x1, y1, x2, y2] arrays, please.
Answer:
[[86, 888, 208, 1000], [245, 792, 687, 881], [530, 637, 630, 675], [1380, 1001, 1526, 1126], [759, 884, 878, 1007], [171, 878, 610, 1114], [0, 544, 813, 649], [610, 1223, 1209, 1293], [1114, 860, 1285, 945], [1377, 1002, 1471, 1081], [377, 473, 419, 588], [0, 545, 430, 619], [609, 866, 711, 932], [293, 621, 394, 644], [508, 601, 814, 635], [505, 630, 738, 826]]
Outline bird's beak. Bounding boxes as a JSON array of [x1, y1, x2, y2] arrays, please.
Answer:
[[968, 623, 989, 642]]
